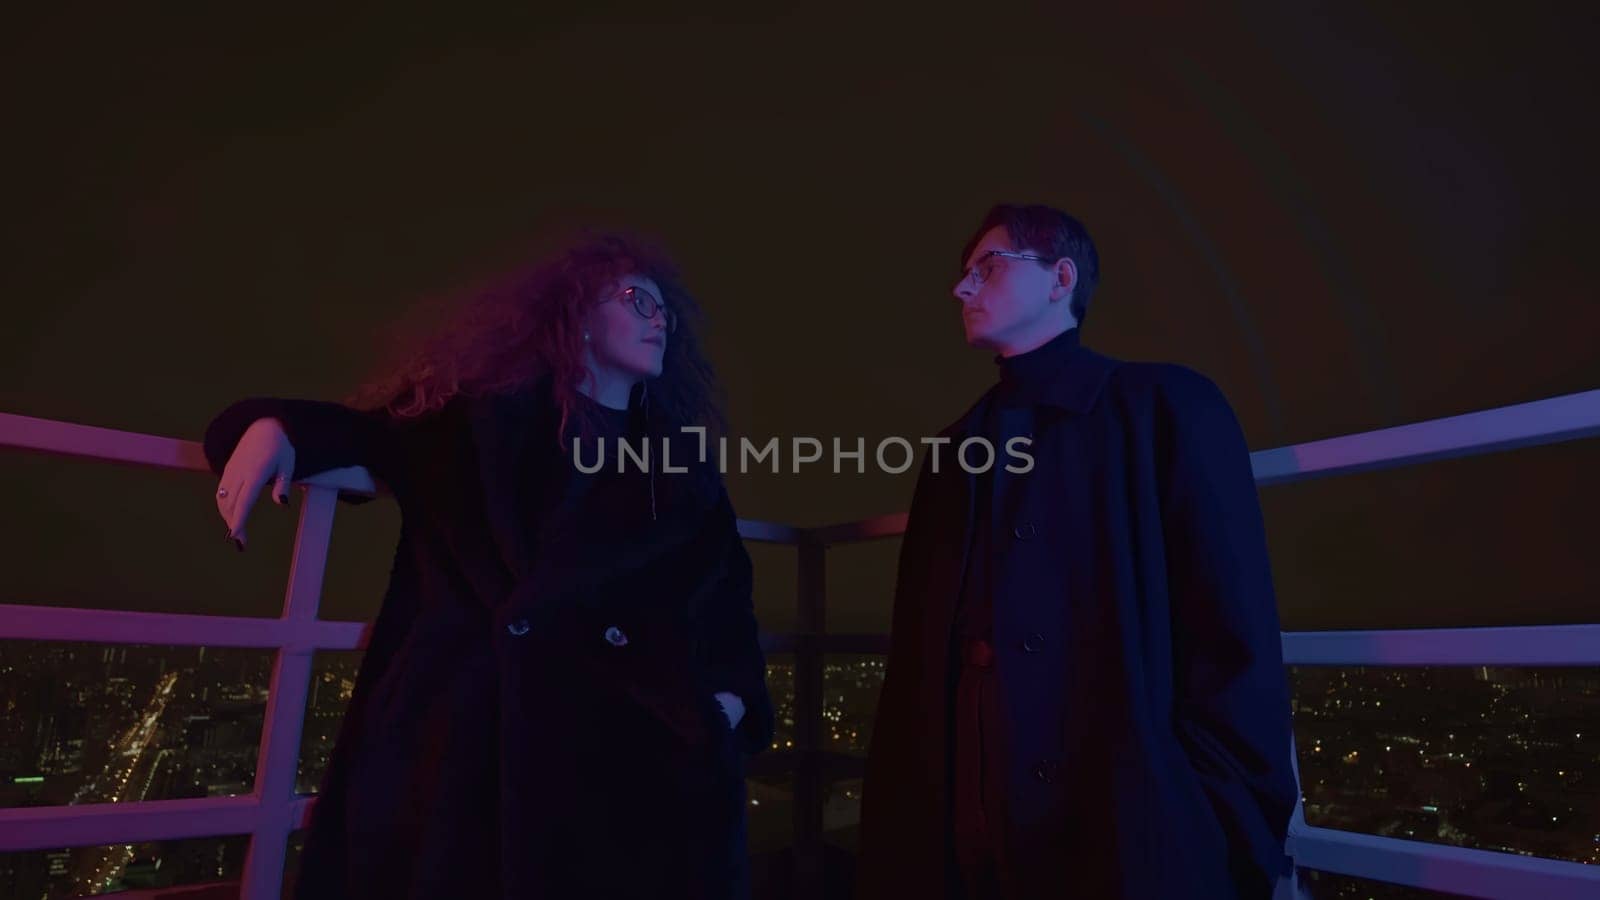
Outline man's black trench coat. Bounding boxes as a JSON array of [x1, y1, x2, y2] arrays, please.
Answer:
[[204, 384, 774, 899], [856, 341, 1297, 899]]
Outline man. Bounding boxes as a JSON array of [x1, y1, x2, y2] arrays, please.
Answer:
[[857, 204, 1297, 899]]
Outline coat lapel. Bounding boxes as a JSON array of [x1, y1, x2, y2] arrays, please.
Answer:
[[915, 392, 992, 654], [467, 385, 548, 598], [465, 383, 731, 747], [915, 342, 1117, 660]]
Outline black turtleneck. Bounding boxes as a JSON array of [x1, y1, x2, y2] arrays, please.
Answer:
[[528, 389, 647, 546], [951, 327, 1078, 645], [993, 326, 1080, 407], [572, 390, 636, 438]]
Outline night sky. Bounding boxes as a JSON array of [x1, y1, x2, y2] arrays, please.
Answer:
[[3, 5, 1596, 636]]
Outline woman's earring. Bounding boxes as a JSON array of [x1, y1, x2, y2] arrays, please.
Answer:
[[583, 331, 591, 342]]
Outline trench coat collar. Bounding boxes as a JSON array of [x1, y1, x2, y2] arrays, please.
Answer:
[[466, 376, 719, 606], [943, 335, 1121, 439], [467, 379, 550, 589]]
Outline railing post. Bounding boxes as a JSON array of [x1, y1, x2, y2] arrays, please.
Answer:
[[240, 486, 339, 899], [792, 535, 827, 899], [1283, 728, 1307, 894]]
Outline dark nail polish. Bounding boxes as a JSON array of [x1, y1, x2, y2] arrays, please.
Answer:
[[233, 539, 245, 553]]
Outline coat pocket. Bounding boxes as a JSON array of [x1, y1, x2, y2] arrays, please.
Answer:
[[1160, 735, 1235, 894]]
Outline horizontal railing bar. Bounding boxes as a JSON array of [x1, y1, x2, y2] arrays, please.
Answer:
[[0, 796, 265, 852], [0, 603, 369, 650], [97, 881, 241, 899], [757, 388, 1600, 546], [722, 626, 1600, 665], [0, 414, 793, 545], [806, 513, 909, 546], [0, 412, 211, 472], [9, 390, 1597, 493], [1282, 624, 1600, 666], [9, 615, 1596, 668], [9, 387, 1597, 552], [7, 785, 1595, 898], [736, 519, 805, 544], [97, 882, 241, 899], [0, 795, 321, 854], [1253, 388, 1600, 488], [0, 412, 381, 495], [1291, 824, 1600, 899]]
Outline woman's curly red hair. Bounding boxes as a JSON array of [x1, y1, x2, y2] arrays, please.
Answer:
[[344, 232, 724, 444]]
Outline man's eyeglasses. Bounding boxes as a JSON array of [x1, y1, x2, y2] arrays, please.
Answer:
[[614, 286, 677, 333], [959, 250, 1052, 288]]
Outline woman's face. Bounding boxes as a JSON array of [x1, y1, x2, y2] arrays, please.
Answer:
[[586, 274, 669, 382]]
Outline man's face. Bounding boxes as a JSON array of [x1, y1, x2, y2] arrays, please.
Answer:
[[952, 226, 1071, 352]]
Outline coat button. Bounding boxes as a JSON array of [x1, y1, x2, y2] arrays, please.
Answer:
[[1022, 633, 1045, 653], [506, 618, 530, 636], [1013, 522, 1036, 541], [1034, 760, 1056, 784]]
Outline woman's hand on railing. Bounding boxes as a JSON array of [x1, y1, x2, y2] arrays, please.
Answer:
[[215, 417, 296, 551]]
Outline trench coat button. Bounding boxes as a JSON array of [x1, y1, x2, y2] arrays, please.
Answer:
[[506, 618, 530, 636], [1022, 633, 1045, 653], [1013, 522, 1037, 541], [1034, 760, 1056, 784], [604, 626, 629, 647]]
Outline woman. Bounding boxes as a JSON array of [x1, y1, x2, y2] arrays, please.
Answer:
[[205, 234, 773, 899]]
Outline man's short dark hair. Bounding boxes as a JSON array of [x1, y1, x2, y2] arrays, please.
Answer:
[[960, 204, 1101, 327]]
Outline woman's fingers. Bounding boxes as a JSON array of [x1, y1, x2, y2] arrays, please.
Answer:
[[219, 464, 273, 550], [215, 478, 233, 524], [214, 418, 296, 553], [215, 458, 241, 525], [217, 476, 247, 537], [217, 479, 247, 550], [235, 467, 275, 543]]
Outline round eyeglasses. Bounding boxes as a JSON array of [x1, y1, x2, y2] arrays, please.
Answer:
[[958, 250, 1052, 288], [613, 286, 677, 333]]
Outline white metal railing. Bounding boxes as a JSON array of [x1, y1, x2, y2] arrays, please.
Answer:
[[0, 410, 804, 899], [1279, 625, 1600, 898], [1281, 623, 1600, 667], [0, 411, 371, 898], [1, 386, 1597, 899]]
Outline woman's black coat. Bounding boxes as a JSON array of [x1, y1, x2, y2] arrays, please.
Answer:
[[203, 383, 774, 899]]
